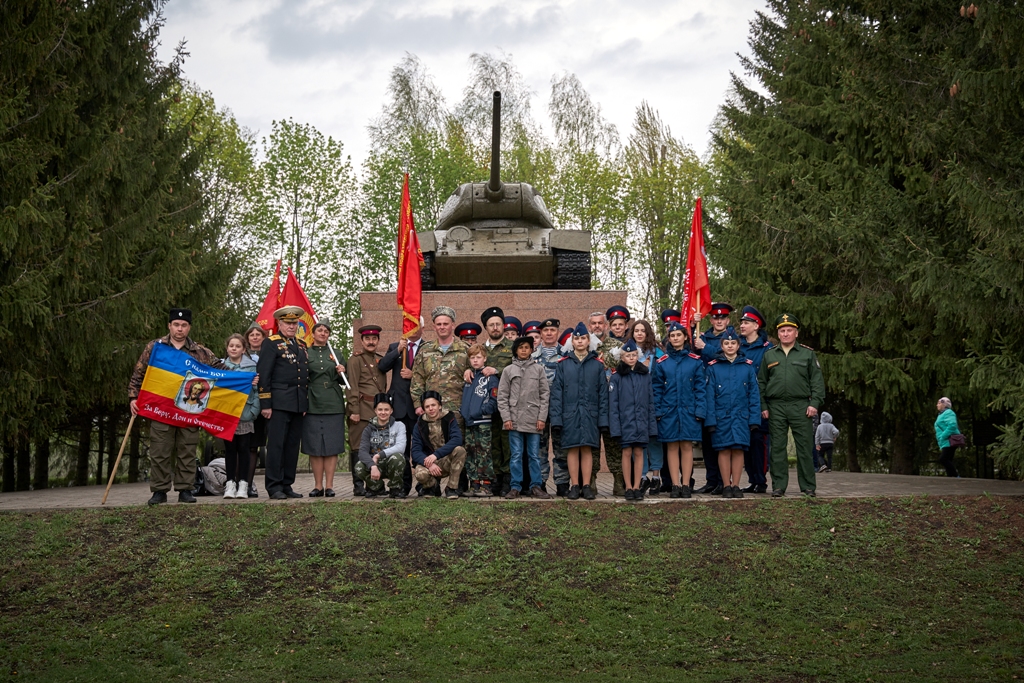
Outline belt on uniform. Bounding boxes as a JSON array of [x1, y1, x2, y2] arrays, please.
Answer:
[[360, 393, 376, 404]]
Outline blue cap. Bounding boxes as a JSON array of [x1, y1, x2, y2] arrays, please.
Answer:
[[559, 328, 574, 345], [621, 339, 638, 353], [523, 320, 542, 334], [606, 305, 630, 321], [454, 322, 481, 339], [721, 327, 740, 342], [504, 316, 522, 334], [666, 321, 685, 334], [573, 322, 589, 337], [660, 308, 681, 324], [740, 305, 765, 327]]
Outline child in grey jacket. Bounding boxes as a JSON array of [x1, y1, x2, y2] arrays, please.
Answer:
[[497, 338, 551, 499], [814, 412, 839, 472]]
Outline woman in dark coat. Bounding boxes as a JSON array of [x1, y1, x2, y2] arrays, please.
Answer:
[[652, 322, 706, 498], [550, 323, 609, 501], [610, 339, 658, 500], [705, 329, 762, 499]]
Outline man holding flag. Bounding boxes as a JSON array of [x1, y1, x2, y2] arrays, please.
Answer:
[[129, 308, 232, 505]]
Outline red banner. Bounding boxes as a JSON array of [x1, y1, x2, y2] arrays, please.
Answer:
[[279, 268, 318, 346], [255, 260, 282, 334], [681, 197, 711, 330], [396, 174, 424, 338]]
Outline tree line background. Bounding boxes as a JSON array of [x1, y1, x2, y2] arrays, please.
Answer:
[[2, 0, 1022, 491]]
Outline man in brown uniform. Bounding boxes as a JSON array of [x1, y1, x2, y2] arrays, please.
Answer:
[[346, 324, 387, 496]]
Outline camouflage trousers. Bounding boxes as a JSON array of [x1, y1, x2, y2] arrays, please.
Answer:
[[595, 434, 625, 495], [414, 446, 467, 490], [354, 452, 406, 495], [542, 420, 567, 486], [464, 424, 495, 483]]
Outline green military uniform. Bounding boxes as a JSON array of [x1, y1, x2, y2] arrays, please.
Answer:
[[484, 338, 515, 487], [410, 339, 470, 418], [596, 335, 625, 494], [757, 314, 826, 495]]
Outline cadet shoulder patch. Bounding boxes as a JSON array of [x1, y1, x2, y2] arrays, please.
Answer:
[[708, 360, 717, 365], [688, 352, 701, 360], [762, 340, 771, 347], [556, 356, 567, 362], [657, 355, 669, 363], [745, 359, 754, 364]]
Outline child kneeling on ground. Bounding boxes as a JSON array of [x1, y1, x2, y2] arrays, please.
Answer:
[[497, 337, 552, 499], [461, 344, 499, 497], [411, 391, 467, 499], [355, 393, 408, 498]]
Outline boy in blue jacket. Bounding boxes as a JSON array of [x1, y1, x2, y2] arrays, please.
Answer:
[[461, 344, 499, 496]]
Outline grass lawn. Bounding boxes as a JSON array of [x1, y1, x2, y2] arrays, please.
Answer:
[[1, 496, 1022, 682]]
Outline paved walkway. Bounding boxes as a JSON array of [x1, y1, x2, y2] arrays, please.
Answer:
[[1, 469, 1022, 512]]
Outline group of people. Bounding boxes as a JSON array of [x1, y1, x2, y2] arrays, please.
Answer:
[[129, 299, 835, 504]]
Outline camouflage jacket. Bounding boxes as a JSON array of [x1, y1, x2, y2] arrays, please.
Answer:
[[128, 336, 225, 399], [596, 335, 623, 376], [484, 337, 514, 374], [410, 339, 470, 412]]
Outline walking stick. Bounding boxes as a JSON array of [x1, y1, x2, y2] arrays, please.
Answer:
[[101, 414, 136, 505]]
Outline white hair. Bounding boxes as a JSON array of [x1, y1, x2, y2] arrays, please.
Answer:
[[938, 397, 952, 409]]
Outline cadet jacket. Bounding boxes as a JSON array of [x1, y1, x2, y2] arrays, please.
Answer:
[[705, 351, 762, 450], [497, 358, 550, 434], [484, 338, 514, 374], [410, 339, 470, 412], [357, 416, 407, 469], [609, 361, 658, 445], [756, 343, 826, 411], [550, 350, 609, 449], [411, 409, 463, 465], [307, 344, 347, 415], [129, 336, 227, 398], [699, 326, 735, 363], [461, 370, 499, 426], [652, 345, 707, 442], [739, 330, 774, 370], [256, 334, 309, 413], [346, 350, 386, 418], [934, 408, 960, 449]]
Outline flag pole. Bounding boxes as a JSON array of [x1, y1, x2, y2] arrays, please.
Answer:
[[101, 414, 137, 505]]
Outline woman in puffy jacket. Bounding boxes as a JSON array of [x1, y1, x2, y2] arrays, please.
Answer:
[[705, 329, 761, 499], [934, 397, 961, 478], [609, 339, 658, 500], [652, 322, 706, 498]]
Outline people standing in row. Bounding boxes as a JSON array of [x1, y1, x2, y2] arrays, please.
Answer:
[[705, 329, 762, 499], [737, 306, 773, 494], [379, 328, 423, 496], [129, 308, 229, 505], [304, 320, 347, 498], [346, 325, 386, 496], [257, 306, 310, 500], [461, 344, 498, 496], [758, 314, 826, 497], [354, 394, 407, 497], [653, 322, 706, 498], [222, 334, 260, 499], [609, 339, 658, 501], [692, 302, 734, 495]]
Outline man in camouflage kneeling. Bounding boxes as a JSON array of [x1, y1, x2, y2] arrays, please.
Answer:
[[354, 394, 408, 498], [411, 390, 467, 499]]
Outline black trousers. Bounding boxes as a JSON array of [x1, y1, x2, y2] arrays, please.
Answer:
[[939, 446, 959, 477], [701, 426, 723, 487], [398, 415, 416, 495], [224, 431, 252, 482], [265, 410, 303, 494]]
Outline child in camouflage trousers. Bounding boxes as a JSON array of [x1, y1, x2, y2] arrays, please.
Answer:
[[461, 345, 498, 497]]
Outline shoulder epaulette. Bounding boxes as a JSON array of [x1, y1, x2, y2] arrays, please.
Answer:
[[800, 344, 814, 350], [556, 356, 567, 362], [745, 359, 754, 364], [269, 334, 282, 341], [657, 355, 669, 363], [762, 340, 771, 347], [610, 369, 617, 374], [708, 359, 717, 365], [688, 352, 701, 360]]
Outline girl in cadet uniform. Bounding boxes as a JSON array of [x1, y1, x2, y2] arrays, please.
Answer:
[[628, 319, 666, 496], [550, 323, 609, 501], [704, 329, 762, 499], [222, 334, 260, 499], [652, 322, 706, 498], [609, 339, 658, 501]]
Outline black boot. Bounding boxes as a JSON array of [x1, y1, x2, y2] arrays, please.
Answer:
[[147, 491, 167, 505]]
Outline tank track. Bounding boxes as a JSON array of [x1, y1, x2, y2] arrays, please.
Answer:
[[554, 250, 591, 289]]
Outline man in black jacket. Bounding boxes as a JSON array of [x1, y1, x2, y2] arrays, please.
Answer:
[[379, 328, 423, 496]]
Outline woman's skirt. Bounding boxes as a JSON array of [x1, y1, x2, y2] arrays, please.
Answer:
[[302, 413, 346, 457]]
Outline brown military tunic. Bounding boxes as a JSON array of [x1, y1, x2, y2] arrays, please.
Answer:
[[346, 350, 386, 452]]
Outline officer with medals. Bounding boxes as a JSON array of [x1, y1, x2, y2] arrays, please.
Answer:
[[257, 306, 310, 499], [757, 313, 826, 497], [346, 324, 387, 496]]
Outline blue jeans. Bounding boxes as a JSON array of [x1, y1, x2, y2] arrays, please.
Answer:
[[643, 440, 664, 477], [509, 431, 542, 491]]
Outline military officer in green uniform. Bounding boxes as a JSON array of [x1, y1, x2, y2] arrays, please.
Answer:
[[589, 309, 626, 496], [470, 306, 515, 494], [757, 313, 825, 497], [411, 305, 471, 423]]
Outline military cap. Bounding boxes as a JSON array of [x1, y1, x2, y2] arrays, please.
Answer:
[[572, 322, 589, 337], [721, 327, 740, 342], [431, 305, 456, 322], [606, 305, 630, 321], [454, 322, 481, 339], [666, 321, 686, 334], [558, 328, 574, 346], [775, 313, 800, 329], [373, 392, 392, 407], [523, 320, 542, 334], [660, 308, 681, 325], [480, 307, 505, 326], [540, 318, 560, 330], [312, 319, 332, 333], [420, 390, 443, 405], [358, 324, 382, 337], [504, 316, 522, 334], [621, 339, 638, 353], [511, 337, 534, 356], [274, 305, 305, 322], [740, 306, 765, 328], [709, 302, 734, 316], [169, 308, 192, 324]]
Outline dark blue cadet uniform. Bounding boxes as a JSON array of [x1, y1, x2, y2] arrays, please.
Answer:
[[704, 351, 762, 451], [740, 330, 773, 486], [609, 362, 658, 447], [652, 346, 706, 442]]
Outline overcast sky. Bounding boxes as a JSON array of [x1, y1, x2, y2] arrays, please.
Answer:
[[158, 0, 765, 165]]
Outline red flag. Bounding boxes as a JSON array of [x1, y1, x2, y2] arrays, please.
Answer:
[[255, 260, 282, 334], [681, 197, 711, 329], [396, 174, 424, 338], [279, 268, 318, 346]]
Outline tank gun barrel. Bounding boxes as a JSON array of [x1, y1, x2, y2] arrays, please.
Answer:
[[488, 91, 502, 195]]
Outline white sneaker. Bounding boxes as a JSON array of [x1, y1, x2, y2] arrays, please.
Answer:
[[223, 480, 237, 498], [234, 481, 249, 498]]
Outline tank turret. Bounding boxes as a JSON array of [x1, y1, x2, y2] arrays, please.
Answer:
[[419, 91, 592, 290]]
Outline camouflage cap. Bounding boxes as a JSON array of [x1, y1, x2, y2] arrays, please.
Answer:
[[431, 305, 456, 322]]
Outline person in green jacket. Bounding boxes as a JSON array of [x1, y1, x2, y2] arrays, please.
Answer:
[[934, 397, 961, 478], [757, 314, 826, 497]]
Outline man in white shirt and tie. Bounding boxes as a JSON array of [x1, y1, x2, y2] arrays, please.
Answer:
[[380, 328, 423, 496]]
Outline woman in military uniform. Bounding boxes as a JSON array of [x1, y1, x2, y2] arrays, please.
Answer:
[[303, 320, 347, 497]]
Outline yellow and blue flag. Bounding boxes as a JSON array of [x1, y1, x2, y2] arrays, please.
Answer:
[[136, 344, 255, 440]]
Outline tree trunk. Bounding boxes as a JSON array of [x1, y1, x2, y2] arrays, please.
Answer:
[[2, 442, 14, 492], [34, 436, 50, 490], [16, 435, 31, 491], [128, 418, 141, 483], [76, 420, 91, 486], [95, 414, 106, 485], [847, 401, 860, 473], [106, 413, 119, 484], [891, 417, 915, 475]]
